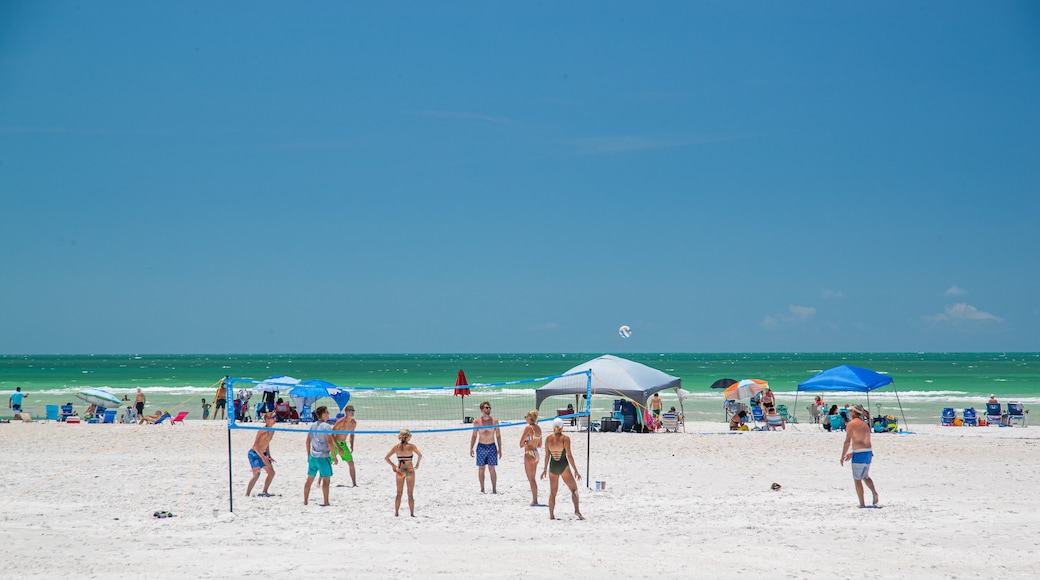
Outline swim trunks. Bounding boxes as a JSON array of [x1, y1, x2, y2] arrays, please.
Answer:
[[475, 442, 498, 467], [135, 402, 145, 415], [215, 399, 226, 409], [248, 449, 270, 469], [307, 455, 333, 478], [851, 449, 873, 481], [11, 404, 21, 412], [336, 440, 353, 462]]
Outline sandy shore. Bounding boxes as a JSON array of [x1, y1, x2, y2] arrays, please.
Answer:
[[0, 419, 1038, 578]]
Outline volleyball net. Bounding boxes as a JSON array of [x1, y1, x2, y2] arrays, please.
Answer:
[[224, 370, 592, 436]]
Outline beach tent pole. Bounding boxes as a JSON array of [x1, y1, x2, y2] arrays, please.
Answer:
[[792, 392, 800, 423], [893, 385, 908, 430]]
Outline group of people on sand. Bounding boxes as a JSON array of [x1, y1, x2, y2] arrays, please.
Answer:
[[243, 400, 585, 521]]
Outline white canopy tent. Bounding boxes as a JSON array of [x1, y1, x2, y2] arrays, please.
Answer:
[[535, 355, 682, 410]]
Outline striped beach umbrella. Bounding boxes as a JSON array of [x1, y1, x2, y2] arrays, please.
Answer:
[[76, 388, 121, 409], [723, 379, 769, 400]]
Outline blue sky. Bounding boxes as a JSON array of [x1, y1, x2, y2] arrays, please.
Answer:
[[2, 1, 1038, 354]]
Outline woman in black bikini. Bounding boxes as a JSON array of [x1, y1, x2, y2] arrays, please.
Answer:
[[540, 418, 584, 521], [384, 429, 423, 517]]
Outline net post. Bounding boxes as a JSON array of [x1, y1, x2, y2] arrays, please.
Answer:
[[226, 377, 234, 514], [585, 370, 592, 488]]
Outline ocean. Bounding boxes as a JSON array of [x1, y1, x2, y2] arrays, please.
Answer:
[[2, 353, 1037, 424]]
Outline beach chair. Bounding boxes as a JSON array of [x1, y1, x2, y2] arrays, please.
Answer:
[[766, 413, 785, 431], [941, 408, 956, 426], [751, 405, 765, 427], [60, 404, 76, 422], [1007, 402, 1026, 427], [170, 411, 189, 425], [101, 409, 117, 424], [962, 408, 978, 427], [660, 412, 679, 433], [777, 404, 790, 423], [45, 405, 60, 422], [121, 407, 137, 424], [985, 403, 1002, 425], [806, 404, 822, 424], [151, 413, 172, 425]]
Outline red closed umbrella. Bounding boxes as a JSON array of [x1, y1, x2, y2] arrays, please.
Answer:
[[454, 369, 470, 423]]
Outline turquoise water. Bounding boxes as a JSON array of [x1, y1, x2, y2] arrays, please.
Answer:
[[2, 353, 1037, 424]]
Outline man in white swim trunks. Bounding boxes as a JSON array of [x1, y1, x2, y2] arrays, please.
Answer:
[[840, 404, 880, 508]]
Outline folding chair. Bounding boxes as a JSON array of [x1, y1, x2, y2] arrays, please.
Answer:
[[962, 408, 978, 427], [1007, 402, 1027, 427], [941, 408, 956, 426]]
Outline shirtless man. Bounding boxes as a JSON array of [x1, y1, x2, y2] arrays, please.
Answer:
[[840, 404, 880, 508], [135, 388, 147, 424], [649, 393, 663, 425], [469, 401, 503, 493], [332, 405, 358, 487], [246, 413, 277, 496]]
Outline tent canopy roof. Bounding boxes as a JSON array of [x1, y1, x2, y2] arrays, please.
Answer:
[[797, 364, 893, 393], [535, 355, 681, 410]]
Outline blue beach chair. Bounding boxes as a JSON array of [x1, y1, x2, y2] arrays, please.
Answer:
[[101, 409, 117, 424], [941, 408, 956, 426], [751, 405, 765, 426], [1007, 402, 1027, 427], [962, 408, 978, 427], [985, 403, 1002, 425], [828, 413, 846, 431], [46, 405, 60, 422]]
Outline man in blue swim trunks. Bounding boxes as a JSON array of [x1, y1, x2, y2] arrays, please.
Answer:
[[469, 401, 503, 493], [9, 387, 25, 413], [246, 412, 277, 497], [841, 404, 880, 508]]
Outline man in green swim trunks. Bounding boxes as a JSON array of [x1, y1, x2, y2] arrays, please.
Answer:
[[332, 405, 357, 487]]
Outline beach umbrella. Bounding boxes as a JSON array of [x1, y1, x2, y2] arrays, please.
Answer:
[[76, 388, 121, 409], [291, 379, 351, 412], [709, 378, 737, 390], [723, 379, 769, 400], [454, 369, 470, 422]]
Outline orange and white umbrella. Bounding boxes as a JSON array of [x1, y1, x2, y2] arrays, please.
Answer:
[[723, 379, 769, 400]]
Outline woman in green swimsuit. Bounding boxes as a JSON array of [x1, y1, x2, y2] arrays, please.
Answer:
[[540, 418, 585, 521], [384, 429, 423, 517]]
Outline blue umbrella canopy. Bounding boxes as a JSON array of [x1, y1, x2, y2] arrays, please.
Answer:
[[289, 379, 350, 412], [797, 365, 893, 392]]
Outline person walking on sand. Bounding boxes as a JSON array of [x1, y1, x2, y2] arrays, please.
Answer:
[[332, 405, 358, 487], [841, 404, 880, 508], [470, 401, 503, 493], [9, 387, 25, 413], [303, 406, 338, 506], [213, 377, 228, 421], [135, 388, 147, 424], [520, 410, 543, 506], [384, 429, 423, 517], [246, 412, 277, 496], [541, 418, 584, 521]]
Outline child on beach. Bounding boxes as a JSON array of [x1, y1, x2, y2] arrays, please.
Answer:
[[201, 399, 211, 420]]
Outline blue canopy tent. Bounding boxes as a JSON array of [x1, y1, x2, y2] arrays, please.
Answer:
[[795, 365, 907, 427], [288, 379, 350, 422]]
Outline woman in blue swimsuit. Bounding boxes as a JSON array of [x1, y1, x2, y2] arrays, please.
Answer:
[[540, 418, 585, 521]]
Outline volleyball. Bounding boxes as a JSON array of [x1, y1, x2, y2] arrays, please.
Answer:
[[618, 325, 632, 338]]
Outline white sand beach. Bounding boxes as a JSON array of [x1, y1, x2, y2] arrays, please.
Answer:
[[1, 419, 1038, 578]]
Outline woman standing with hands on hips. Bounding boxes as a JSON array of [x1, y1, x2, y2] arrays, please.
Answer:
[[541, 418, 585, 521], [385, 429, 423, 517]]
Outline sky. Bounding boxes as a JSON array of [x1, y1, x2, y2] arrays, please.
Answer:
[[1, 1, 1038, 354]]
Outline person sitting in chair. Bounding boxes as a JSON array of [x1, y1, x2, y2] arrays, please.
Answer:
[[275, 398, 291, 422], [142, 410, 168, 424], [729, 410, 749, 431]]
